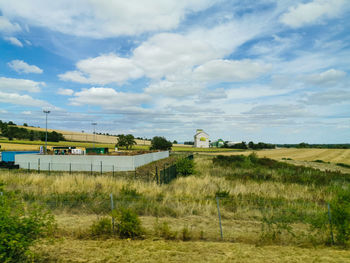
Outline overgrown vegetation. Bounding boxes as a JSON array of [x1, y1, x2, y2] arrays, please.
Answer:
[[175, 157, 195, 177], [0, 182, 55, 262]]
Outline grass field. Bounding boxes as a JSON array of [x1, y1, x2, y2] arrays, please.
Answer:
[[33, 239, 350, 263], [1, 153, 350, 262]]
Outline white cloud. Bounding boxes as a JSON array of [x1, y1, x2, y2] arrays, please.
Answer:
[[0, 16, 21, 33], [4, 36, 23, 47], [304, 69, 346, 86], [0, 0, 217, 38], [302, 90, 350, 105], [0, 91, 50, 107], [69, 87, 151, 109], [22, 111, 32, 115], [244, 104, 309, 118], [8, 60, 43, 74], [57, 88, 74, 96], [145, 79, 203, 97], [59, 54, 143, 85], [192, 59, 271, 83], [280, 0, 347, 28], [0, 77, 44, 93]]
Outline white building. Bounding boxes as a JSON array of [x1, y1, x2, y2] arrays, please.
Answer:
[[194, 129, 209, 148]]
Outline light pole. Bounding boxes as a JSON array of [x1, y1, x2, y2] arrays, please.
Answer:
[[92, 123, 97, 149], [43, 110, 50, 154]]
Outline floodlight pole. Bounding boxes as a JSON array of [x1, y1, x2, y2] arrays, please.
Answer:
[[43, 110, 50, 154], [92, 123, 97, 149]]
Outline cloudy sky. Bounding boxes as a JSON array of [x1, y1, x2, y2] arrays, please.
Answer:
[[0, 0, 349, 143]]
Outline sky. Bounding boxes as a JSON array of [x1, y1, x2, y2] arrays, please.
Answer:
[[0, 0, 349, 144]]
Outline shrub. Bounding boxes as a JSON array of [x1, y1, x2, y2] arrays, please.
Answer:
[[0, 188, 55, 262], [113, 207, 143, 239], [331, 187, 350, 246], [176, 157, 195, 177], [90, 217, 112, 237]]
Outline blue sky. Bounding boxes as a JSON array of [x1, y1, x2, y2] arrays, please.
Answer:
[[0, 0, 349, 143]]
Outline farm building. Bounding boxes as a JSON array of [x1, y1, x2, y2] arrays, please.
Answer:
[[210, 139, 225, 148], [194, 129, 209, 148]]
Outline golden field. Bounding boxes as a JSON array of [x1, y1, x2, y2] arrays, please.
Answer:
[[202, 148, 350, 165]]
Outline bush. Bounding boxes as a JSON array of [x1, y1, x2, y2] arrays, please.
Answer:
[[90, 217, 112, 237], [113, 207, 143, 239], [176, 157, 195, 177], [150, 136, 172, 150], [0, 188, 55, 262], [331, 187, 350, 246]]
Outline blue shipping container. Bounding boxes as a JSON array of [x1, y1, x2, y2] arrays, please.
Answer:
[[1, 151, 39, 162]]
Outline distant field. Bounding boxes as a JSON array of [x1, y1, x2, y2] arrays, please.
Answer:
[[203, 148, 350, 165], [17, 125, 151, 145]]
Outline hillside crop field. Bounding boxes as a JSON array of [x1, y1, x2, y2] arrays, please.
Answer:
[[1, 154, 350, 262], [203, 148, 350, 165]]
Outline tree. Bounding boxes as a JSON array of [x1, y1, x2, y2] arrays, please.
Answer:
[[116, 134, 136, 150], [150, 136, 172, 150], [173, 140, 178, 144]]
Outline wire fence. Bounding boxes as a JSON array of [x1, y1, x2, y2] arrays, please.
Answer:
[[0, 189, 333, 245]]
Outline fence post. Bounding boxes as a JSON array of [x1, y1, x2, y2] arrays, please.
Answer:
[[100, 161, 103, 175], [216, 197, 223, 240], [134, 169, 136, 179], [91, 163, 93, 175], [327, 203, 335, 245], [48, 162, 50, 175], [38, 159, 40, 174], [156, 166, 159, 184], [28, 162, 30, 173], [110, 193, 115, 233], [69, 163, 72, 174], [112, 165, 114, 177]]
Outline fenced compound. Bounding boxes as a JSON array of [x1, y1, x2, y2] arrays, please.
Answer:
[[14, 151, 169, 172]]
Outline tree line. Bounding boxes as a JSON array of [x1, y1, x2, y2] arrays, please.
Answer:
[[223, 141, 276, 150], [0, 120, 65, 142], [277, 143, 350, 149]]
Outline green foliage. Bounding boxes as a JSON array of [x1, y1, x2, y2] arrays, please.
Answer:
[[337, 163, 350, 169], [113, 207, 143, 239], [181, 225, 192, 241], [331, 187, 350, 246], [90, 217, 112, 237], [0, 120, 64, 142], [175, 157, 195, 177], [150, 136, 172, 150], [212, 155, 350, 186], [0, 187, 55, 262], [116, 134, 136, 150], [154, 220, 177, 240]]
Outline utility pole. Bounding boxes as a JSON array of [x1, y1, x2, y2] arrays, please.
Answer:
[[43, 110, 50, 154], [92, 122, 97, 149]]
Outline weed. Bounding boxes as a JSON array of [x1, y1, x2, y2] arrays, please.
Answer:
[[181, 225, 192, 241]]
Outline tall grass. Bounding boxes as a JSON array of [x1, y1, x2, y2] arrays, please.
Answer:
[[0, 154, 346, 246]]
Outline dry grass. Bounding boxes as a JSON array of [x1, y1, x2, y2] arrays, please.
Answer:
[[33, 238, 350, 263], [2, 155, 348, 262]]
